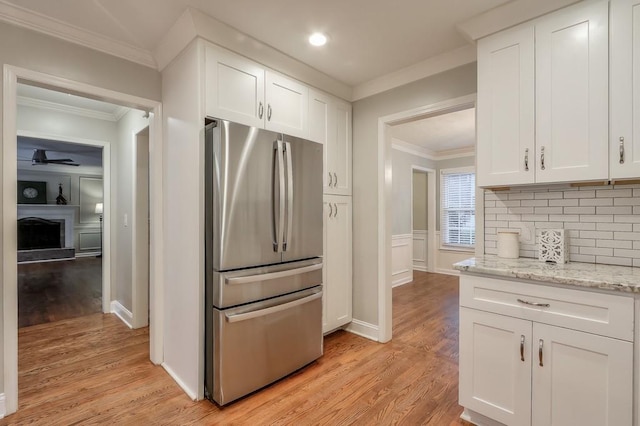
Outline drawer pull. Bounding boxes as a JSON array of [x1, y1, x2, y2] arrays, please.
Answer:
[[517, 298, 550, 308], [520, 335, 525, 362], [538, 339, 544, 367]]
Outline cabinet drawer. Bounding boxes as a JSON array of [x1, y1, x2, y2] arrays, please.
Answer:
[[460, 274, 634, 341]]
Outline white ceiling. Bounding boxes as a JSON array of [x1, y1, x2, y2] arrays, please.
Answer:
[[391, 107, 475, 153], [5, 0, 511, 87]]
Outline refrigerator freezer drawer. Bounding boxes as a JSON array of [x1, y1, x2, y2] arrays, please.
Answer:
[[212, 258, 322, 308], [208, 287, 323, 405]]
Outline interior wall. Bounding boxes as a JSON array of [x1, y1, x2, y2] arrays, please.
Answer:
[[114, 109, 149, 312], [352, 62, 477, 326], [391, 149, 435, 235], [0, 20, 161, 398], [412, 171, 428, 231]]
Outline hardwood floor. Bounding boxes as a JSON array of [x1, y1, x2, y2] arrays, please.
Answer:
[[18, 257, 102, 328], [3, 271, 465, 425]]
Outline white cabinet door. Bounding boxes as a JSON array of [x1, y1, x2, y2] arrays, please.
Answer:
[[477, 24, 535, 187], [535, 0, 609, 183], [323, 195, 352, 333], [611, 0, 640, 179], [459, 308, 532, 426], [325, 100, 352, 195], [205, 45, 265, 128], [309, 89, 330, 144], [532, 323, 633, 426], [265, 71, 308, 138]]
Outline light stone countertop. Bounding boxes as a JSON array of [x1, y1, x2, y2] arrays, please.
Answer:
[[454, 255, 640, 293]]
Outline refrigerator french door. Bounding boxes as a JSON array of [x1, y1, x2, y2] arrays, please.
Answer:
[[204, 119, 324, 405]]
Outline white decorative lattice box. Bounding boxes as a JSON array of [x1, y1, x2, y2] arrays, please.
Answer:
[[538, 229, 569, 264]]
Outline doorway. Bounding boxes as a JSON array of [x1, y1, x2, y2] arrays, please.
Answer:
[[377, 94, 481, 342], [410, 166, 436, 274], [2, 66, 163, 415]]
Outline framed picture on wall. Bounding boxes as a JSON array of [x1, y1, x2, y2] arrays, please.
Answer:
[[79, 177, 103, 224], [17, 180, 47, 204]]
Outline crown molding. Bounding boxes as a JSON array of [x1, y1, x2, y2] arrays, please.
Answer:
[[0, 0, 156, 69], [155, 8, 353, 101], [457, 0, 581, 42], [392, 138, 474, 161], [17, 96, 127, 122], [352, 45, 476, 101]]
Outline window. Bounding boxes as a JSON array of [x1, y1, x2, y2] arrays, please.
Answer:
[[440, 167, 475, 249]]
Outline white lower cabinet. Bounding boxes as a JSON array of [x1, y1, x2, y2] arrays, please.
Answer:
[[322, 195, 352, 333], [459, 276, 634, 426]]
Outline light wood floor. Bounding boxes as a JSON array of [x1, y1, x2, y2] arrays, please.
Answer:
[[3, 271, 465, 425]]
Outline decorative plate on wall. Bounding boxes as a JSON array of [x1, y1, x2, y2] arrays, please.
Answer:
[[17, 180, 47, 204]]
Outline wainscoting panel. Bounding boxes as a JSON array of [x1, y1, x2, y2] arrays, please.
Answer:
[[78, 231, 101, 251], [413, 230, 428, 271], [392, 234, 413, 287]]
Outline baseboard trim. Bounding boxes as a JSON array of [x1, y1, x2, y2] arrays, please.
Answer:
[[0, 393, 6, 419], [345, 319, 379, 342], [75, 252, 101, 258], [435, 268, 460, 276], [413, 265, 428, 272], [162, 362, 198, 401], [392, 276, 413, 288], [110, 301, 133, 329]]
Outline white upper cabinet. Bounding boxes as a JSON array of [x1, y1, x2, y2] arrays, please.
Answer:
[[205, 46, 265, 128], [476, 0, 609, 187], [536, 0, 608, 183], [477, 25, 535, 187], [204, 43, 309, 139], [309, 89, 330, 144], [610, 0, 640, 179], [265, 71, 308, 138]]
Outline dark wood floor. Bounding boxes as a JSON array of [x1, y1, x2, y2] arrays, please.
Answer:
[[18, 257, 102, 328], [4, 271, 465, 425]]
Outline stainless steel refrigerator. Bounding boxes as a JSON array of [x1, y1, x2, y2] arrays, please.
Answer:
[[204, 119, 324, 405]]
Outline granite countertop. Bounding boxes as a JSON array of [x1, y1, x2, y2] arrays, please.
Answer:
[[454, 255, 640, 293]]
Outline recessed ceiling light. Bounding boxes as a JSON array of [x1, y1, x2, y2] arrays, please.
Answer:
[[309, 32, 327, 47]]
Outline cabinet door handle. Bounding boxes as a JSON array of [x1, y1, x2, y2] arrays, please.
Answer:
[[517, 298, 550, 308], [258, 102, 264, 119], [524, 148, 529, 171], [520, 335, 525, 362], [538, 339, 544, 367], [328, 203, 333, 218], [328, 172, 333, 187], [333, 203, 338, 218], [620, 137, 625, 164], [540, 146, 545, 170], [267, 104, 272, 121], [333, 172, 338, 187]]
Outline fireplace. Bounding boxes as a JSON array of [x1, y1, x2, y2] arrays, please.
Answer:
[[18, 217, 64, 250]]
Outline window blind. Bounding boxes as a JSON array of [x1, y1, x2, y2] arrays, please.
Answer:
[[440, 170, 475, 248]]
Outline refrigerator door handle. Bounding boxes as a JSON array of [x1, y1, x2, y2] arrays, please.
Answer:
[[283, 141, 294, 251], [225, 263, 323, 285], [272, 140, 285, 252], [225, 292, 322, 323]]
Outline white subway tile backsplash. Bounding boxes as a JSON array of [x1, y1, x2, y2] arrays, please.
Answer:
[[597, 240, 632, 249], [596, 256, 632, 267], [597, 223, 633, 232], [580, 230, 613, 239], [483, 184, 640, 267], [597, 189, 632, 197], [521, 200, 549, 207], [534, 207, 563, 214], [564, 206, 595, 214], [549, 199, 579, 207], [596, 206, 633, 215], [580, 198, 613, 206]]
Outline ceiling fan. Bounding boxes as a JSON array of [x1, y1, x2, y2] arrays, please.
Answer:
[[29, 149, 80, 166]]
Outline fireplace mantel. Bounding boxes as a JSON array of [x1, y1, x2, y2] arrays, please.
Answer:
[[17, 205, 77, 248]]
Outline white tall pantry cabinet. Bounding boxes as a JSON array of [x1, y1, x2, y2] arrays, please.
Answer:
[[308, 88, 353, 333]]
